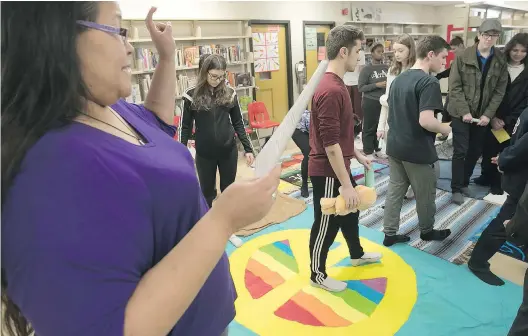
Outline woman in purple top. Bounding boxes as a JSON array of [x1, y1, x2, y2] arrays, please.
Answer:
[[1, 3, 280, 336]]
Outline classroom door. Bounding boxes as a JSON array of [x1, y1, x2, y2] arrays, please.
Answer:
[[252, 24, 290, 122], [304, 24, 331, 83]]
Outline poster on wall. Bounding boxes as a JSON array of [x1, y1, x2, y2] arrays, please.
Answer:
[[351, 6, 382, 22], [252, 31, 280, 72], [305, 27, 317, 51]]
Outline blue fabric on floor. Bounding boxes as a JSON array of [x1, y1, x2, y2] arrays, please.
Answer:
[[436, 159, 490, 200], [227, 206, 522, 336]]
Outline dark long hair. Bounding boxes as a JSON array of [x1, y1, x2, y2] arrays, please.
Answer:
[[504, 33, 528, 66], [192, 54, 234, 110], [1, 2, 98, 335]]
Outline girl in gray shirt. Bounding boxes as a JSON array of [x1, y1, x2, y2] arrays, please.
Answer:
[[358, 43, 389, 155]]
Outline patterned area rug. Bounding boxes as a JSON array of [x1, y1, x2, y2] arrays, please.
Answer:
[[357, 174, 522, 264], [277, 150, 525, 263], [279, 151, 389, 204]]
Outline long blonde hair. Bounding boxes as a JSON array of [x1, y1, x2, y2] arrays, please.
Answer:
[[390, 34, 416, 76], [192, 54, 234, 110]]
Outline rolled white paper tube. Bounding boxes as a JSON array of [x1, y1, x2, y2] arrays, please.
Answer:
[[254, 60, 329, 178]]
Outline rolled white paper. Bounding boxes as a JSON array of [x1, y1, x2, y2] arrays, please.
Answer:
[[254, 60, 329, 178]]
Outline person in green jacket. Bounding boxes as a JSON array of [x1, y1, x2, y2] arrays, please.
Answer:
[[447, 18, 508, 205]]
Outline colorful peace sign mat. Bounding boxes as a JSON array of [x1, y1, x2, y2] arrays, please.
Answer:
[[226, 207, 522, 336]]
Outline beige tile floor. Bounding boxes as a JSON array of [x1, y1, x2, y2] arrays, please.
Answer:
[[234, 139, 526, 286]]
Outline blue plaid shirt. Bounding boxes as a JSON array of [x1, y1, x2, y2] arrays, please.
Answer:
[[296, 110, 310, 133]]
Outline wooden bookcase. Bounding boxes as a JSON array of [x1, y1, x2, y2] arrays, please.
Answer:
[[344, 21, 443, 65], [121, 18, 255, 116]]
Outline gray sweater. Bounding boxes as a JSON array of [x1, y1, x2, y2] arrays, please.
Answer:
[[358, 63, 389, 101]]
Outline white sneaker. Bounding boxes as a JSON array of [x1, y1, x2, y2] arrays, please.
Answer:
[[375, 151, 388, 159], [229, 234, 243, 248], [351, 252, 382, 266], [310, 277, 347, 292], [405, 187, 415, 199]]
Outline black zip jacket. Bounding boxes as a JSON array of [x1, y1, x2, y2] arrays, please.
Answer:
[[499, 106, 528, 199], [495, 66, 528, 131], [179, 86, 253, 158]]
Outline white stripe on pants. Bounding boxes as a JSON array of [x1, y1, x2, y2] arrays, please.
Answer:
[[311, 177, 334, 284]]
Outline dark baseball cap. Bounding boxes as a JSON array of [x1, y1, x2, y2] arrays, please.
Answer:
[[479, 19, 502, 33]]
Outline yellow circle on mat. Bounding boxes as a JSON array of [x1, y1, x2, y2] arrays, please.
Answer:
[[229, 229, 417, 336]]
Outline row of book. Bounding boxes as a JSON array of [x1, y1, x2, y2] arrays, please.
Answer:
[[175, 75, 197, 98], [125, 74, 152, 104], [178, 44, 246, 68], [135, 49, 160, 72], [126, 71, 254, 103], [133, 45, 247, 72]]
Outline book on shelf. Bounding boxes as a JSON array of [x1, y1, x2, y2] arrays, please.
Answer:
[[227, 71, 254, 88], [125, 74, 152, 103], [139, 74, 152, 100], [175, 44, 247, 68], [183, 46, 200, 67], [126, 84, 143, 104], [135, 48, 159, 71], [175, 74, 198, 98], [238, 95, 252, 112]]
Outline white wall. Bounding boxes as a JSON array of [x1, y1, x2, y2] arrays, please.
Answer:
[[348, 1, 441, 23], [121, 1, 446, 99]]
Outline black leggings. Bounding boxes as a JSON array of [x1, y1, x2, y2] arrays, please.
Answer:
[[361, 97, 381, 154], [292, 129, 310, 186], [195, 145, 238, 208]]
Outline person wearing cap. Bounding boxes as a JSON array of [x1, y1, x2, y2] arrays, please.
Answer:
[[447, 18, 508, 205]]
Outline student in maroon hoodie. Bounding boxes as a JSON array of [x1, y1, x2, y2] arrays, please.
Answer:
[[308, 25, 382, 293]]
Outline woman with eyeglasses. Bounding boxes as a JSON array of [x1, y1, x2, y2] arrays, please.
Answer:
[[180, 54, 255, 208], [1, 3, 279, 336]]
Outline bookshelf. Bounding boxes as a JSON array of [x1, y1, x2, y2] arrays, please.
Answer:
[[344, 21, 442, 66], [121, 19, 256, 116], [452, 2, 528, 49]]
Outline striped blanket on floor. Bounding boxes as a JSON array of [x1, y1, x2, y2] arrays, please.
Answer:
[[359, 175, 501, 264]]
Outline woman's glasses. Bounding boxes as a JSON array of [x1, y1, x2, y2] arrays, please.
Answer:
[[76, 20, 128, 44], [208, 72, 226, 82]]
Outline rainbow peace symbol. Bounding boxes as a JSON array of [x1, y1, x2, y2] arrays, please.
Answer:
[[229, 229, 417, 336]]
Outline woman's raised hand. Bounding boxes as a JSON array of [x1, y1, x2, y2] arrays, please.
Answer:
[[145, 7, 175, 61]]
